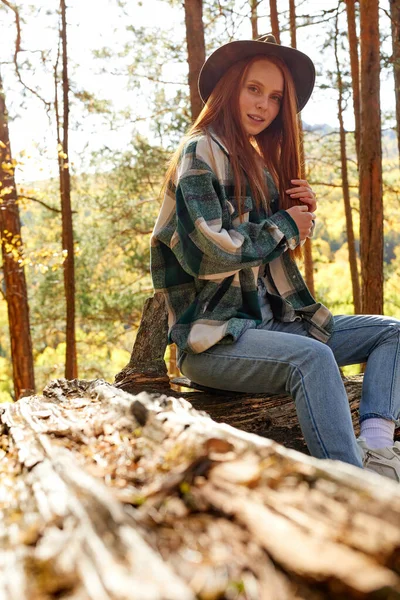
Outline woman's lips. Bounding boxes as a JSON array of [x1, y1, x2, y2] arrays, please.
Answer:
[[248, 114, 265, 122]]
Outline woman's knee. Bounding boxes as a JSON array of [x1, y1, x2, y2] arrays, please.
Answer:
[[299, 338, 336, 367], [288, 339, 338, 390], [377, 319, 400, 345]]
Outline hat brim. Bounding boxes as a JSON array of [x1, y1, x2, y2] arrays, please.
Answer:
[[198, 40, 315, 113]]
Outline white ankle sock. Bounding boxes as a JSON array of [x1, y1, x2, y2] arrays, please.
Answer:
[[360, 418, 395, 449]]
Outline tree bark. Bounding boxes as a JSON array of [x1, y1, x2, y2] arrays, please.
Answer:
[[0, 68, 35, 399], [335, 11, 361, 314], [114, 293, 170, 393], [299, 137, 315, 295], [2, 378, 400, 599], [250, 0, 259, 39], [183, 0, 206, 121], [289, 0, 315, 295], [390, 0, 400, 166], [345, 0, 361, 165], [58, 0, 77, 378], [289, 0, 296, 46], [359, 0, 383, 314], [269, 0, 281, 43]]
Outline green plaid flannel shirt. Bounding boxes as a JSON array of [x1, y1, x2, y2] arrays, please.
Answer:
[[151, 130, 334, 354]]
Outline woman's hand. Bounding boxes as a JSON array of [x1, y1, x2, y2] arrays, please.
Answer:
[[286, 205, 314, 241], [286, 179, 317, 213]]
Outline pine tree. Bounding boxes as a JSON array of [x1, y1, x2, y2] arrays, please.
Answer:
[[0, 69, 35, 398], [359, 0, 383, 313]]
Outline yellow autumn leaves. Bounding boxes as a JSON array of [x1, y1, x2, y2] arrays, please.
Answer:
[[57, 143, 69, 170]]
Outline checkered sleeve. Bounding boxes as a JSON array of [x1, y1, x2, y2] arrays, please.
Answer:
[[174, 166, 300, 279]]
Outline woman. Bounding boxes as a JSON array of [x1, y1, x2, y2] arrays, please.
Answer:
[[151, 35, 400, 480]]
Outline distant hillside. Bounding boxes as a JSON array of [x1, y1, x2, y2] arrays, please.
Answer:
[[303, 122, 399, 160]]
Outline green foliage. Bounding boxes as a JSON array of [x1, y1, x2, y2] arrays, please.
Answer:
[[302, 126, 400, 320], [73, 91, 113, 115], [0, 302, 13, 403], [1, 134, 168, 394]]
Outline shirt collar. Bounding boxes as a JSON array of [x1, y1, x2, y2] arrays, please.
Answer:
[[207, 128, 230, 157]]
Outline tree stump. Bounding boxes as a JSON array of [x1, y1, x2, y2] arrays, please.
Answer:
[[1, 378, 400, 599], [114, 293, 170, 393]]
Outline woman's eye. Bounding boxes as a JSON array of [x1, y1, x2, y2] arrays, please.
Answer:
[[272, 95, 282, 103], [248, 85, 259, 93]]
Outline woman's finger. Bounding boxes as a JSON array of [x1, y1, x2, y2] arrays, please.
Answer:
[[286, 186, 315, 195], [298, 197, 317, 212], [287, 190, 314, 197], [290, 179, 308, 185]]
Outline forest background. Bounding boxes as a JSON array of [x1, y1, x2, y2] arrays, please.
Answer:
[[0, 0, 399, 402]]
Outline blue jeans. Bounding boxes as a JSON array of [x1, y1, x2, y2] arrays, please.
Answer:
[[180, 315, 400, 467]]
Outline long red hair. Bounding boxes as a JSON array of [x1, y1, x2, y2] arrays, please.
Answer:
[[163, 54, 303, 258]]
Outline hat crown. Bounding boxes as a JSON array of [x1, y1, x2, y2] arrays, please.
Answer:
[[257, 34, 277, 44]]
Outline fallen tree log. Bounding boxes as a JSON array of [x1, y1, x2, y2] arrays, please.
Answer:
[[1, 378, 400, 599]]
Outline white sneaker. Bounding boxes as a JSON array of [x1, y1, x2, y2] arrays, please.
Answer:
[[357, 437, 400, 482]]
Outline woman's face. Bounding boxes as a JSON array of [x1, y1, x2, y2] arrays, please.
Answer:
[[238, 58, 284, 136]]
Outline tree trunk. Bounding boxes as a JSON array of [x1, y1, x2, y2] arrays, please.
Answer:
[[0, 69, 35, 399], [289, 0, 315, 295], [390, 0, 400, 166], [2, 377, 400, 599], [269, 0, 281, 43], [335, 12, 361, 314], [58, 0, 77, 378], [183, 0, 206, 121], [289, 0, 296, 45], [299, 142, 315, 294], [359, 0, 383, 314], [345, 0, 361, 166], [250, 0, 259, 39]]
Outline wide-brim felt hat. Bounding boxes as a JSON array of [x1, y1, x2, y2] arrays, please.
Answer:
[[198, 34, 315, 113]]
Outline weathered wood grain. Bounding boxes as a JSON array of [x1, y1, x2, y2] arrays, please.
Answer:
[[1, 379, 400, 599]]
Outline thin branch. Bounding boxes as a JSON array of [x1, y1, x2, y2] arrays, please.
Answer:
[[0, 0, 52, 114], [383, 182, 400, 196], [0, 0, 21, 66], [306, 130, 341, 142], [117, 227, 153, 236], [54, 21, 62, 148], [130, 72, 186, 86], [17, 194, 71, 213], [118, 106, 181, 125], [380, 7, 393, 23], [311, 181, 358, 189]]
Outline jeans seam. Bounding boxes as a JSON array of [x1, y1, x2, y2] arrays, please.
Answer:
[[360, 412, 399, 423], [194, 352, 331, 459], [333, 324, 393, 333], [293, 365, 330, 459], [201, 351, 285, 361], [389, 330, 400, 417]]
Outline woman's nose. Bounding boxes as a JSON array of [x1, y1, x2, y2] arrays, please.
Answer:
[[256, 96, 268, 110]]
